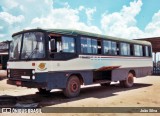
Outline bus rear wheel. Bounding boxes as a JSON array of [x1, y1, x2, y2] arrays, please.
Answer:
[[120, 73, 134, 88], [63, 75, 81, 98], [38, 88, 51, 94]]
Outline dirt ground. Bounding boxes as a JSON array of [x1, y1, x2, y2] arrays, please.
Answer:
[[0, 70, 7, 79], [0, 73, 160, 116]]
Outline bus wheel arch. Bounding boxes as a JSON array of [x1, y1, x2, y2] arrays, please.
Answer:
[[129, 70, 136, 77], [63, 74, 81, 98], [69, 73, 84, 85]]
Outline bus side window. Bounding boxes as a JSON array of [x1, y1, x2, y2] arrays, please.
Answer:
[[81, 37, 99, 54], [103, 40, 111, 55], [62, 36, 75, 53], [111, 41, 117, 55], [120, 42, 130, 56], [103, 40, 117, 55], [134, 44, 143, 56], [91, 39, 98, 54], [144, 46, 149, 57], [81, 37, 91, 53]]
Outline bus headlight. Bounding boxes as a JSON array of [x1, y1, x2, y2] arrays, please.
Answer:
[[32, 75, 35, 80], [32, 70, 35, 74], [8, 74, 10, 78]]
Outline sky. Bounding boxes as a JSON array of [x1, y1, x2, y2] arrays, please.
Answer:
[[0, 0, 160, 42]]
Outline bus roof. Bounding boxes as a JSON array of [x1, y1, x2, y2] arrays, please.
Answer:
[[13, 28, 151, 46], [46, 29, 151, 46]]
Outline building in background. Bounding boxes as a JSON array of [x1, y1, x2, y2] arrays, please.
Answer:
[[136, 37, 160, 75], [0, 41, 11, 70]]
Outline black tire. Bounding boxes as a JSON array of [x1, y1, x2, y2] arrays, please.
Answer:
[[63, 75, 81, 98], [100, 82, 111, 86], [38, 88, 51, 94], [120, 73, 134, 88]]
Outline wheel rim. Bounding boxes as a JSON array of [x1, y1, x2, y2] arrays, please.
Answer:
[[128, 74, 133, 84], [70, 81, 79, 92]]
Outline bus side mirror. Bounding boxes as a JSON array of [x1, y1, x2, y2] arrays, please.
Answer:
[[50, 39, 56, 52]]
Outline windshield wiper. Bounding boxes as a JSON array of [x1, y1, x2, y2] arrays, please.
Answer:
[[25, 40, 39, 60], [26, 47, 38, 60]]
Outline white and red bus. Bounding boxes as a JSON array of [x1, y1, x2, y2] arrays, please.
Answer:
[[7, 29, 153, 97]]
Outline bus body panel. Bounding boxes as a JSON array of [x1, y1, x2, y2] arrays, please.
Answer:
[[7, 69, 94, 90], [7, 55, 153, 89], [7, 56, 153, 72], [111, 67, 152, 81]]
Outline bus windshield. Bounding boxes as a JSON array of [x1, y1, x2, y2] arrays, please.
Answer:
[[9, 32, 45, 60]]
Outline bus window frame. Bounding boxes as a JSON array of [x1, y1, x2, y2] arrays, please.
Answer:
[[133, 44, 144, 57], [9, 30, 48, 61], [61, 36, 76, 53], [103, 40, 118, 56], [47, 33, 152, 58], [80, 36, 99, 55], [120, 42, 131, 56], [48, 34, 76, 54]]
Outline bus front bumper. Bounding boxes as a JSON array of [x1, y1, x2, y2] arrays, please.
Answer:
[[7, 79, 47, 88]]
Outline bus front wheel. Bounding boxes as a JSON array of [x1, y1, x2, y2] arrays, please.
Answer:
[[120, 73, 134, 88], [63, 75, 81, 98]]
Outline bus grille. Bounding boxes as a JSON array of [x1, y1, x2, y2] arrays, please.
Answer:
[[10, 69, 32, 79]]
